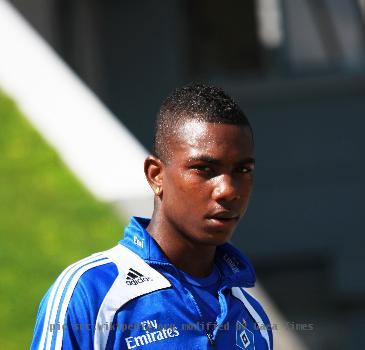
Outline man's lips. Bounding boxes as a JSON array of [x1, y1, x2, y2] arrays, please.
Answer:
[[205, 211, 240, 227], [206, 211, 240, 220]]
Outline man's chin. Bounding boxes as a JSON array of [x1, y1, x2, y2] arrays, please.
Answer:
[[198, 226, 235, 246]]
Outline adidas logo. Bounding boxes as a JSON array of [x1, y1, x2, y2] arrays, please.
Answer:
[[126, 268, 152, 286]]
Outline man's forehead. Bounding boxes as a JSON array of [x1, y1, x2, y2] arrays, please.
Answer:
[[178, 120, 211, 145], [168, 120, 253, 160], [176, 119, 252, 146]]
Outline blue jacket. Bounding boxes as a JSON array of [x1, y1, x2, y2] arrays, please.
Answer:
[[31, 217, 273, 350]]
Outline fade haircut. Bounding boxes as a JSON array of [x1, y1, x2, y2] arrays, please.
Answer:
[[153, 83, 253, 161]]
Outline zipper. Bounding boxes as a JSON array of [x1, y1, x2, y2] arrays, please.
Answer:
[[206, 331, 215, 347], [184, 287, 216, 347], [149, 261, 218, 347]]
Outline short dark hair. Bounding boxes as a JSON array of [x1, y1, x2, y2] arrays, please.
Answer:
[[153, 83, 252, 161]]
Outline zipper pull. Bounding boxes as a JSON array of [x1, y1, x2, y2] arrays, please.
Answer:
[[206, 331, 215, 347]]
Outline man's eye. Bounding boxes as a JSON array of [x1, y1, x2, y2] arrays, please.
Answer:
[[192, 165, 213, 173], [237, 166, 254, 174]]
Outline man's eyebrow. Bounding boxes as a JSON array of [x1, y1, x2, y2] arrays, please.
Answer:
[[237, 157, 256, 165], [187, 156, 255, 164]]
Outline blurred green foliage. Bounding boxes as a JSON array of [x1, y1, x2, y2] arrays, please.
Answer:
[[0, 91, 124, 349]]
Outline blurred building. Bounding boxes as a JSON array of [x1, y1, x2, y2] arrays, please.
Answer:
[[8, 0, 365, 348]]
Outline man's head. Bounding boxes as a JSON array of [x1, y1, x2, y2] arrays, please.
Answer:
[[153, 83, 252, 162], [145, 83, 255, 246]]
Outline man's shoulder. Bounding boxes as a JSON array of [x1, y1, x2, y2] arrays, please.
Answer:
[[35, 244, 172, 327], [40, 249, 119, 318], [231, 286, 273, 349], [73, 252, 119, 296], [30, 249, 121, 350], [55, 249, 118, 293], [57, 244, 172, 304]]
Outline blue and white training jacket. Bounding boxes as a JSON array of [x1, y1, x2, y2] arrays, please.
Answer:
[[31, 216, 273, 350]]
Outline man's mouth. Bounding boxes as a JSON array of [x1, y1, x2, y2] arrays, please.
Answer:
[[205, 211, 240, 226], [207, 210, 240, 219]]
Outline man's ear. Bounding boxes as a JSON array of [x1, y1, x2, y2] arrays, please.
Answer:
[[144, 155, 164, 196]]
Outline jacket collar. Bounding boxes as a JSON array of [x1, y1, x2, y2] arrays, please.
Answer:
[[119, 216, 256, 288]]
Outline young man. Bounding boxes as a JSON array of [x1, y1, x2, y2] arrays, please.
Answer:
[[31, 84, 273, 349]]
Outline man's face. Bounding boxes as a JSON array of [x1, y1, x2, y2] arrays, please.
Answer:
[[160, 120, 255, 246]]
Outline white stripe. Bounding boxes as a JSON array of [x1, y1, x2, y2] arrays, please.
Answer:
[[93, 245, 171, 350], [93, 274, 125, 350], [53, 258, 112, 350], [232, 287, 271, 350], [38, 253, 103, 350], [46, 255, 108, 350]]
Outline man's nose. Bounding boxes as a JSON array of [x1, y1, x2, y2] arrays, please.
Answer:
[[211, 174, 240, 202]]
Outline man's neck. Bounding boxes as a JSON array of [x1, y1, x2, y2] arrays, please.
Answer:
[[146, 214, 216, 278]]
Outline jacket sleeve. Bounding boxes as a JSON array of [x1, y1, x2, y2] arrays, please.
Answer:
[[30, 279, 94, 350], [30, 255, 116, 349]]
